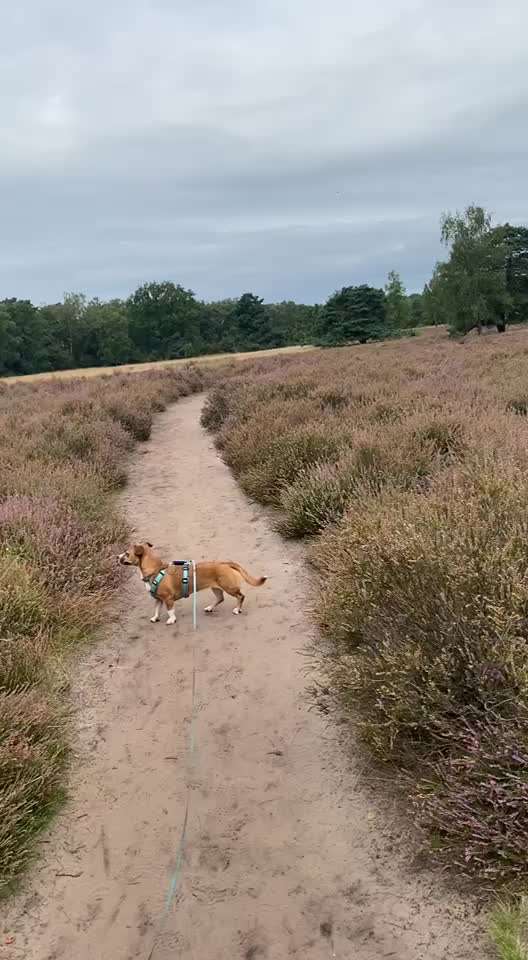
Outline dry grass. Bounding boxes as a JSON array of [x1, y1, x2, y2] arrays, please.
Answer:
[[202, 325, 528, 888], [491, 898, 528, 960], [0, 363, 209, 891]]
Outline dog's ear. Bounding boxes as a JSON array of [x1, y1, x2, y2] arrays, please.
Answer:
[[133, 544, 144, 557], [146, 541, 153, 548]]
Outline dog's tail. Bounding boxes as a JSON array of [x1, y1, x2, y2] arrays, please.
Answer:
[[228, 562, 267, 587]]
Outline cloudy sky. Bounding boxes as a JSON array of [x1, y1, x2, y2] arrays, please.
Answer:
[[1, 0, 527, 305]]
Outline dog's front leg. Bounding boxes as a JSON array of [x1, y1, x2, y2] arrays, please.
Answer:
[[150, 601, 162, 623], [166, 606, 177, 626]]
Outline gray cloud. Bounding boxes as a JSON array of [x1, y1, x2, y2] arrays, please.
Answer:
[[1, 0, 527, 303]]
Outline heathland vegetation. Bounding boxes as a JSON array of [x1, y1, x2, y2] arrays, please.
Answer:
[[202, 325, 528, 897], [1, 206, 527, 378], [2, 205, 528, 957]]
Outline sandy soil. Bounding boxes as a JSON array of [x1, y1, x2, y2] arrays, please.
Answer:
[[1, 394, 488, 960]]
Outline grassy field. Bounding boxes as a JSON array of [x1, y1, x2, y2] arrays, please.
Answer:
[[201, 324, 528, 896], [1, 344, 315, 385], [0, 364, 213, 891]]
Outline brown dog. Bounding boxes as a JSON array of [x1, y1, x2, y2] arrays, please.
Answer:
[[118, 542, 267, 625]]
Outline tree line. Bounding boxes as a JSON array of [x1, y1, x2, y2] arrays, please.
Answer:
[[318, 207, 528, 345], [0, 277, 423, 376], [0, 288, 322, 376], [1, 205, 527, 375]]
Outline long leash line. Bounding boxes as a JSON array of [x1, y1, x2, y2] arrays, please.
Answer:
[[146, 560, 198, 960], [145, 563, 337, 960]]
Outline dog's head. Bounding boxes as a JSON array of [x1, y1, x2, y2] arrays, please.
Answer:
[[117, 542, 153, 566]]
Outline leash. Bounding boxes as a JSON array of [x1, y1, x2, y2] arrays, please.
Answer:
[[145, 560, 198, 960], [192, 559, 197, 631]]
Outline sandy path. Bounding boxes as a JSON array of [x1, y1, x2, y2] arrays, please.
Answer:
[[2, 395, 487, 960]]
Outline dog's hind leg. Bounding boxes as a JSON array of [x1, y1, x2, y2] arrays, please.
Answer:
[[217, 572, 245, 615], [166, 606, 177, 625], [204, 587, 224, 614], [232, 591, 244, 616]]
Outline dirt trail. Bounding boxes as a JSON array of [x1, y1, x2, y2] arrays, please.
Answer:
[[2, 395, 487, 960]]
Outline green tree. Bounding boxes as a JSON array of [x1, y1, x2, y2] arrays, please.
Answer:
[[230, 293, 275, 349], [385, 271, 410, 329], [266, 301, 319, 345], [199, 299, 238, 353], [490, 223, 528, 327], [422, 264, 452, 328], [0, 305, 20, 374], [317, 285, 387, 345], [39, 303, 74, 370], [83, 299, 133, 366], [127, 281, 202, 359], [0, 298, 49, 374], [439, 205, 509, 335], [408, 293, 425, 327], [39, 293, 90, 368]]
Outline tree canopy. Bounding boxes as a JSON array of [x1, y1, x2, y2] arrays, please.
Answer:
[[423, 205, 528, 335], [318, 285, 388, 345]]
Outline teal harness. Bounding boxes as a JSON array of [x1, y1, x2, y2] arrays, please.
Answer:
[[147, 561, 192, 599], [148, 570, 166, 597], [173, 560, 192, 599]]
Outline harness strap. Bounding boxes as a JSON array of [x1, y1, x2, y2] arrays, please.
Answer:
[[145, 560, 197, 604], [146, 570, 166, 598], [171, 559, 192, 599]]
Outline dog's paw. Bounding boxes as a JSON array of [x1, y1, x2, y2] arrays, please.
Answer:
[[166, 618, 176, 626], [204, 605, 214, 613], [150, 616, 160, 623], [232, 607, 241, 616]]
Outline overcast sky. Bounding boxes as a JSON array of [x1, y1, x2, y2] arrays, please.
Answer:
[[1, 0, 527, 305]]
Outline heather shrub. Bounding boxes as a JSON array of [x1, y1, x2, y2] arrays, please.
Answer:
[[218, 396, 329, 476], [31, 417, 133, 487], [316, 387, 350, 411], [0, 635, 49, 691], [0, 496, 119, 593], [309, 461, 528, 879], [100, 399, 153, 441], [0, 688, 67, 890], [277, 460, 363, 538], [311, 463, 528, 748], [414, 416, 467, 459], [200, 383, 233, 431], [416, 714, 528, 884], [0, 461, 110, 528], [0, 561, 53, 639], [238, 427, 345, 505], [277, 425, 435, 538], [201, 326, 528, 886]]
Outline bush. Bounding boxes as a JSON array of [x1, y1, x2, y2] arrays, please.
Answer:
[[201, 326, 528, 886], [416, 715, 528, 884], [238, 427, 344, 505], [311, 464, 528, 747], [309, 461, 528, 880], [277, 425, 436, 538], [0, 687, 67, 891]]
